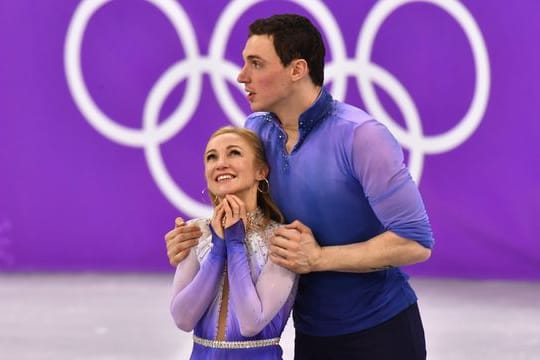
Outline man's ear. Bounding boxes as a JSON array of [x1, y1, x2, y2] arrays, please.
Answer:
[[290, 59, 308, 82]]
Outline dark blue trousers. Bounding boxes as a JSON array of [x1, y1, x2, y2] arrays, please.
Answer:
[[294, 302, 426, 360]]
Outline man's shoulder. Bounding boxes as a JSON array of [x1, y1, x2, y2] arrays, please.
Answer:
[[245, 112, 273, 131], [331, 100, 374, 127]]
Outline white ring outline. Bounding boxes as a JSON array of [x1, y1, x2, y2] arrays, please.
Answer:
[[143, 59, 242, 217], [356, 0, 490, 154], [65, 0, 202, 147]]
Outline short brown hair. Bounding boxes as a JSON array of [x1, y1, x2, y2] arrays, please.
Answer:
[[248, 14, 325, 86]]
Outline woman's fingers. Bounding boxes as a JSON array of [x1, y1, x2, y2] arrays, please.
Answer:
[[221, 195, 247, 229], [226, 195, 247, 227], [221, 197, 233, 228], [211, 202, 226, 238]]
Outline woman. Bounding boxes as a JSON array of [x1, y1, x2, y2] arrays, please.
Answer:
[[169, 126, 297, 359]]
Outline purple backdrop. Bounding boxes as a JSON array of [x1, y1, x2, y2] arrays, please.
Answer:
[[1, 0, 538, 279]]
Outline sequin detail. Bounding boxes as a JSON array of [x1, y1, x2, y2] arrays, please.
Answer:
[[193, 335, 280, 349], [193, 216, 279, 289]]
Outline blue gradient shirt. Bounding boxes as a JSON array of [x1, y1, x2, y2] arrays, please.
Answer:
[[245, 87, 434, 336]]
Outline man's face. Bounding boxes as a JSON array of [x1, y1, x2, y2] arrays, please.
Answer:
[[237, 35, 293, 114]]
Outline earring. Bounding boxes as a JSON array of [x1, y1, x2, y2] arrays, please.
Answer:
[[257, 178, 270, 194], [201, 188, 218, 203]]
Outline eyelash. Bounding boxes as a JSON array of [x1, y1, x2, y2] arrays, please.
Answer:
[[206, 150, 241, 162]]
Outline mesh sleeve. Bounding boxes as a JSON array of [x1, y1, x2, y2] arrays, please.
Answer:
[[225, 221, 297, 337], [170, 226, 226, 331], [351, 120, 434, 248]]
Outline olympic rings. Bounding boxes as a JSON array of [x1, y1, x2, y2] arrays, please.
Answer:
[[64, 0, 490, 218]]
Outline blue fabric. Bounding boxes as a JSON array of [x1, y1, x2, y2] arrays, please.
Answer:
[[245, 87, 434, 336]]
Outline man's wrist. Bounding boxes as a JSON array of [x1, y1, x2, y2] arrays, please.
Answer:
[[311, 246, 327, 272]]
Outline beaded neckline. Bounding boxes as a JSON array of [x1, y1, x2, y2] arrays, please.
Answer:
[[246, 207, 265, 232]]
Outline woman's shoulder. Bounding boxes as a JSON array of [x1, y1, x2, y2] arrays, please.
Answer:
[[185, 218, 213, 260], [260, 220, 282, 238], [267, 220, 281, 230], [186, 217, 210, 229]]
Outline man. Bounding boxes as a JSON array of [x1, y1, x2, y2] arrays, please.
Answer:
[[165, 14, 434, 360]]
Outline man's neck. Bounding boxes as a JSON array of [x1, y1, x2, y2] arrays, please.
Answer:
[[276, 85, 322, 130]]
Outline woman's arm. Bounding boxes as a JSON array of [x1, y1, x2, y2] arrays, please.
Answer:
[[225, 222, 297, 337], [170, 225, 226, 331]]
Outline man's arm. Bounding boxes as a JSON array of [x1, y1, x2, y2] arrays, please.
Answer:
[[270, 220, 430, 274], [164, 217, 202, 266], [271, 119, 434, 274]]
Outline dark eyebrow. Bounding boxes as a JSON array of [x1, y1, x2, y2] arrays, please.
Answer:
[[246, 55, 264, 62]]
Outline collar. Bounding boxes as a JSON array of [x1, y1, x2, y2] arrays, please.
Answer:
[[298, 87, 334, 138], [266, 87, 334, 151]]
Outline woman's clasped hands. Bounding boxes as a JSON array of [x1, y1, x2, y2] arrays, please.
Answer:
[[211, 194, 249, 239]]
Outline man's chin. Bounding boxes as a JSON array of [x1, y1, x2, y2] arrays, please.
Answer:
[[248, 101, 265, 113]]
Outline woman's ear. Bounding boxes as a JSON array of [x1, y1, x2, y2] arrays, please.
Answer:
[[256, 165, 269, 180]]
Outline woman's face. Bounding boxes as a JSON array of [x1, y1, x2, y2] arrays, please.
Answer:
[[204, 133, 266, 206]]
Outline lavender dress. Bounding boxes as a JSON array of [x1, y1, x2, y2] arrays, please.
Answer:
[[170, 214, 297, 359]]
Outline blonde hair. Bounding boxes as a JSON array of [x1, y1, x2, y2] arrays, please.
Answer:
[[205, 126, 284, 224]]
